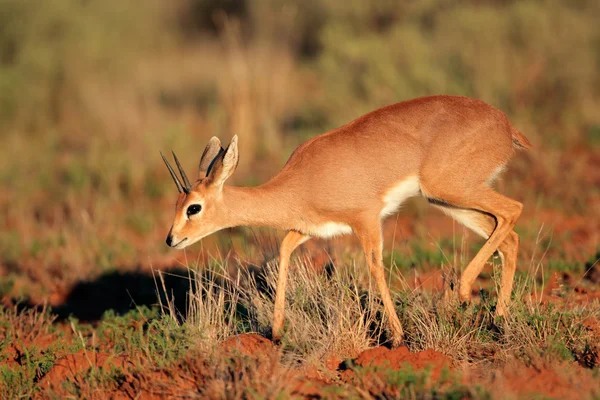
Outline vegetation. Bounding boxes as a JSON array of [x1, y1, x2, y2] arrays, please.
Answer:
[[1, 0, 599, 398], [1, 256, 599, 397]]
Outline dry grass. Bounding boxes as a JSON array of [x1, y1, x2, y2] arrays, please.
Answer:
[[1, 237, 599, 398], [244, 258, 382, 361], [151, 240, 599, 369], [157, 264, 240, 350]]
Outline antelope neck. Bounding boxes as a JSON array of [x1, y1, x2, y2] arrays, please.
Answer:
[[222, 184, 298, 230]]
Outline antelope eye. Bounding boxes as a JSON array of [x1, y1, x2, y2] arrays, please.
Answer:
[[186, 204, 202, 217]]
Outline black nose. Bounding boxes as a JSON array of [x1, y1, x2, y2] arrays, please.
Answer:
[[165, 234, 173, 247]]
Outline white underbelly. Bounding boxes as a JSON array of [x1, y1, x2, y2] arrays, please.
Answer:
[[297, 176, 420, 238], [380, 175, 421, 218], [304, 221, 353, 238]]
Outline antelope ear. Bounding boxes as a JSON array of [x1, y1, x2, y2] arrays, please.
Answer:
[[198, 137, 224, 178], [206, 135, 239, 189]]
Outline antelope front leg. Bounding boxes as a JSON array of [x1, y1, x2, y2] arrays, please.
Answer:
[[272, 231, 310, 342], [356, 227, 404, 347]]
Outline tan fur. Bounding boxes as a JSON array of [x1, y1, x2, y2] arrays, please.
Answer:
[[164, 95, 531, 346]]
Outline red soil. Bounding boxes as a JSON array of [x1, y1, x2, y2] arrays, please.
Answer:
[[5, 329, 600, 398], [541, 271, 600, 307], [220, 334, 333, 397], [488, 361, 600, 400], [39, 350, 132, 389], [354, 346, 450, 371], [324, 354, 344, 372], [342, 345, 452, 384], [406, 269, 447, 292], [501, 365, 571, 399], [220, 333, 276, 358], [0, 331, 64, 371], [118, 359, 203, 399]]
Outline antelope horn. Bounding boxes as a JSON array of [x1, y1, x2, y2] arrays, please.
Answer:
[[161, 151, 184, 193], [172, 151, 192, 193]]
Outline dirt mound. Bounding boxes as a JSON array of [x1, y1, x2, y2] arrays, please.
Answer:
[[0, 330, 66, 370], [38, 350, 205, 399], [355, 346, 450, 371], [38, 349, 133, 397], [339, 346, 454, 397], [119, 358, 204, 399], [289, 375, 329, 398], [220, 333, 276, 358], [324, 354, 344, 372], [40, 350, 132, 386], [504, 366, 568, 399], [342, 346, 451, 383], [493, 362, 600, 400]]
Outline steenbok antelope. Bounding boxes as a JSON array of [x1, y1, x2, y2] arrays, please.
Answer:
[[162, 95, 531, 346]]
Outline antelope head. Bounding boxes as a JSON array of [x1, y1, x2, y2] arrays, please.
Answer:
[[162, 135, 239, 249]]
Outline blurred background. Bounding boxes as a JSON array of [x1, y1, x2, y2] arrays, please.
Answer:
[[0, 0, 598, 304]]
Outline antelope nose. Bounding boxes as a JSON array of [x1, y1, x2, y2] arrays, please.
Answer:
[[165, 234, 173, 247]]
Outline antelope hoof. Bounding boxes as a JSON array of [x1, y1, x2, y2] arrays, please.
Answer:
[[495, 305, 507, 318], [271, 332, 282, 344], [391, 335, 404, 348]]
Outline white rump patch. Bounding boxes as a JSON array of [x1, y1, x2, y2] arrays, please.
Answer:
[[306, 222, 353, 238], [379, 176, 421, 219], [435, 207, 490, 239]]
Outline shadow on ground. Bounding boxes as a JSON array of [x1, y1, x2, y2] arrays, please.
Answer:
[[4, 259, 401, 346], [1, 266, 199, 322], [52, 268, 194, 321]]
